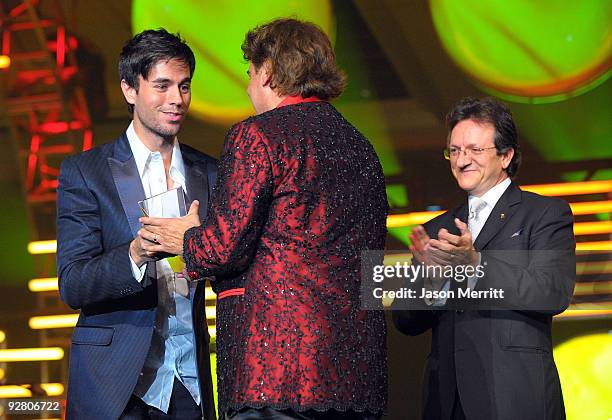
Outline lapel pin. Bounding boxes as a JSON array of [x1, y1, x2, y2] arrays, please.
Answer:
[[500, 213, 506, 219]]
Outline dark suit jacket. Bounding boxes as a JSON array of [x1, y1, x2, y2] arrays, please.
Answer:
[[393, 181, 576, 420], [56, 133, 217, 420]]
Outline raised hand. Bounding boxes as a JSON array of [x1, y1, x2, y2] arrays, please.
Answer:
[[409, 225, 435, 266], [428, 218, 479, 267]]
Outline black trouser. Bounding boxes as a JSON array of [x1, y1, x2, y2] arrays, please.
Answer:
[[120, 377, 202, 420], [451, 389, 466, 420], [226, 407, 380, 420]]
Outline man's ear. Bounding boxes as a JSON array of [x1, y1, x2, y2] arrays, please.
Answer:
[[120, 79, 137, 105], [260, 64, 272, 88], [501, 148, 515, 170]]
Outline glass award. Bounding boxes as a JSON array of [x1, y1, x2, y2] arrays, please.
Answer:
[[138, 187, 191, 293], [138, 186, 187, 218]]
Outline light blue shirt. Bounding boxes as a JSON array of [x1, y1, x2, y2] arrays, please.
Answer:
[[126, 123, 201, 413]]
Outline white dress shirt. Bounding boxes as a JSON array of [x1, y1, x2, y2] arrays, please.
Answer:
[[467, 177, 511, 242], [125, 122, 200, 413]]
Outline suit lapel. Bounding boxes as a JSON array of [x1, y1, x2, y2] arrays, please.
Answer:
[[108, 133, 157, 287], [182, 145, 209, 221], [473, 181, 522, 251], [451, 202, 469, 234], [435, 202, 468, 237], [108, 133, 146, 238]]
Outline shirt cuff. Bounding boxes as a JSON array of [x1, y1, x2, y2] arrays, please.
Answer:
[[424, 277, 450, 306], [129, 252, 147, 283]]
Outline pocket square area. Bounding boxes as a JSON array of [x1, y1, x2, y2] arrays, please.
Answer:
[[511, 229, 523, 238]]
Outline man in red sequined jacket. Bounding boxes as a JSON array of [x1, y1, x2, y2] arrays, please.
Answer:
[[140, 18, 389, 420]]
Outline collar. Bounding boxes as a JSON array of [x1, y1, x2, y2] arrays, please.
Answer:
[[276, 96, 324, 108], [126, 122, 185, 183], [468, 177, 511, 210]]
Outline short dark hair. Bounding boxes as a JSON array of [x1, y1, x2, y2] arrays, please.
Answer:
[[119, 28, 195, 113], [241, 18, 346, 100], [446, 97, 521, 177]]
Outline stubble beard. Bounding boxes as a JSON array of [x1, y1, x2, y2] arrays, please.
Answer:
[[144, 117, 182, 144]]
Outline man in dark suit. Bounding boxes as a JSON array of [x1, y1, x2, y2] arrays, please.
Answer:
[[56, 29, 216, 420], [393, 97, 575, 420]]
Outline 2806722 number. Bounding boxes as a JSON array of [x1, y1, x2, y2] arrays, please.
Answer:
[[6, 399, 62, 414]]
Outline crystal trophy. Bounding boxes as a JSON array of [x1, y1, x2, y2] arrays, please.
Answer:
[[138, 187, 190, 295], [138, 186, 187, 218]]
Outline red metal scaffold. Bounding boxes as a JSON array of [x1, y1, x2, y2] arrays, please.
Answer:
[[1, 0, 92, 243]]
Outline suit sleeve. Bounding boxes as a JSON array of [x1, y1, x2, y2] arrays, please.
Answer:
[[56, 157, 146, 310], [479, 199, 576, 315], [392, 310, 435, 336], [183, 121, 273, 278], [391, 219, 443, 335], [392, 269, 437, 335]]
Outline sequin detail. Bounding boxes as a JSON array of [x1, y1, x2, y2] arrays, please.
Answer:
[[184, 101, 388, 415]]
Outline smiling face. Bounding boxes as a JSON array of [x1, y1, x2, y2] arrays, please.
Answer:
[[121, 58, 191, 144], [449, 119, 514, 197]]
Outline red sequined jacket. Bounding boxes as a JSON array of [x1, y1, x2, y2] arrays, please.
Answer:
[[184, 97, 388, 416]]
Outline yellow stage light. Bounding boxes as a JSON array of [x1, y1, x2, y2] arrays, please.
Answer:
[[29, 314, 78, 329], [574, 221, 612, 236], [40, 383, 64, 396], [205, 287, 216, 300], [0, 383, 64, 398], [210, 352, 218, 410], [556, 309, 612, 319], [387, 211, 444, 228], [27, 240, 57, 255], [523, 180, 612, 196], [0, 385, 31, 398], [0, 55, 10, 69], [28, 277, 59, 292], [576, 262, 612, 276], [0, 347, 64, 362], [569, 200, 612, 215], [0, 330, 5, 343], [576, 241, 612, 251], [205, 306, 216, 320], [572, 281, 612, 296], [0, 368, 4, 381]]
